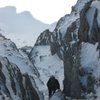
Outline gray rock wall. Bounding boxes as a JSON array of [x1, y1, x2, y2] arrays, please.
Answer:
[[0, 57, 40, 100]]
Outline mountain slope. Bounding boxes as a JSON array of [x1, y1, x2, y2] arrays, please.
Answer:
[[0, 6, 56, 47], [29, 45, 64, 95], [0, 33, 45, 100], [30, 0, 100, 99], [0, 34, 38, 75]]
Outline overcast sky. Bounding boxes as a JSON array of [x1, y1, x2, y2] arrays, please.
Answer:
[[0, 0, 77, 24]]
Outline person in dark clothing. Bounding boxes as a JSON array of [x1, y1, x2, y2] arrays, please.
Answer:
[[47, 76, 60, 98]]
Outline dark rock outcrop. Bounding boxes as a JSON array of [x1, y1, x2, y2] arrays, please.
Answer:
[[35, 29, 53, 46], [0, 61, 11, 99], [23, 73, 40, 100], [63, 43, 81, 99], [50, 41, 60, 55], [64, 19, 79, 43], [78, 0, 93, 42]]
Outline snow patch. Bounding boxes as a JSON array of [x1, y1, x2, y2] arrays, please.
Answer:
[[31, 46, 64, 94], [81, 43, 98, 68]]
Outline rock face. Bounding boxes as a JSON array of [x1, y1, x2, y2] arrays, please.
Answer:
[[63, 0, 100, 98], [33, 0, 100, 99], [35, 29, 53, 46], [0, 57, 39, 100], [78, 0, 93, 42], [62, 19, 81, 98], [23, 74, 40, 100], [78, 0, 100, 43], [0, 60, 11, 100]]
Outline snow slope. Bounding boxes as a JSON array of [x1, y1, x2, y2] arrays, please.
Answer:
[[0, 35, 37, 75], [30, 46, 64, 95]]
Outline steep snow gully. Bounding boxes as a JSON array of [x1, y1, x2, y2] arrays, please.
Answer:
[[0, 0, 100, 100]]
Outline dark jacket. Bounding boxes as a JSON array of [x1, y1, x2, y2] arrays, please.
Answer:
[[47, 76, 60, 91]]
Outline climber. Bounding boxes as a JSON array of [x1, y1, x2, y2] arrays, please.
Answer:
[[47, 76, 60, 98]]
